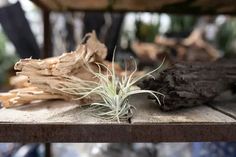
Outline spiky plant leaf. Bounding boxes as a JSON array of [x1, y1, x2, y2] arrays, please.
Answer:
[[55, 54, 165, 122]]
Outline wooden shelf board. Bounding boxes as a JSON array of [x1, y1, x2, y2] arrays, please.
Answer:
[[0, 95, 236, 142]]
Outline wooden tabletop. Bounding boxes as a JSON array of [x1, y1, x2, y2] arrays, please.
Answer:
[[0, 95, 236, 142]]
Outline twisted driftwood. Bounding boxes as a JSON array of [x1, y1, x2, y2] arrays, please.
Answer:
[[0, 32, 120, 108]]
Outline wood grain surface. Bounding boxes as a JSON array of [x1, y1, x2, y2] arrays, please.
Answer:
[[0, 95, 236, 142]]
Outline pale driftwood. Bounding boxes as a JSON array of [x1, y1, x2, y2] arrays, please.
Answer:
[[131, 42, 163, 63], [0, 31, 142, 108], [9, 75, 29, 88], [0, 31, 110, 108], [131, 29, 221, 64], [0, 87, 63, 108], [155, 29, 221, 61]]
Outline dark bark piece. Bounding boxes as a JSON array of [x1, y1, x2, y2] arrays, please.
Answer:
[[139, 59, 236, 111]]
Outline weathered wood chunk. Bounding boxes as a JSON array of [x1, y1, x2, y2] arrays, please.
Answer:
[[139, 59, 236, 110]]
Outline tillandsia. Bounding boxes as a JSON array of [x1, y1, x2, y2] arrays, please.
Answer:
[[55, 53, 165, 123]]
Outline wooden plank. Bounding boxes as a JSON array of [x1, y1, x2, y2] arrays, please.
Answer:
[[131, 95, 236, 124], [31, 0, 236, 14], [0, 95, 236, 142], [1, 95, 233, 124], [34, 0, 108, 11], [0, 100, 120, 124], [126, 95, 236, 142], [209, 94, 236, 119]]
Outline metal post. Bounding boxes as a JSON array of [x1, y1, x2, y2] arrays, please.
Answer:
[[45, 143, 51, 157], [43, 10, 52, 58]]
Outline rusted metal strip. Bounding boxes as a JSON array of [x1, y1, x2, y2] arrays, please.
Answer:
[[0, 123, 236, 142]]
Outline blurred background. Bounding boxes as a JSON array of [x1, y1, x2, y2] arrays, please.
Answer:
[[0, 0, 236, 157], [1, 0, 236, 89]]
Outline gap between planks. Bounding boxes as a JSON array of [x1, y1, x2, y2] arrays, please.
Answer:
[[130, 94, 236, 124], [205, 91, 236, 120]]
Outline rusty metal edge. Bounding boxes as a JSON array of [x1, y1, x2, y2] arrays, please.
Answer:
[[0, 123, 236, 142]]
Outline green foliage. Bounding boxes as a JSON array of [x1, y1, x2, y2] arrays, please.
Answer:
[[134, 14, 197, 42], [216, 18, 236, 57], [135, 18, 160, 42], [0, 31, 6, 59], [0, 31, 18, 85], [167, 15, 197, 35]]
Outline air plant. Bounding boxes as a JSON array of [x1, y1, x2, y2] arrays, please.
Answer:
[[55, 54, 165, 122]]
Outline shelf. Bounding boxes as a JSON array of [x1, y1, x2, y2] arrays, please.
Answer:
[[0, 95, 236, 142], [31, 0, 236, 14]]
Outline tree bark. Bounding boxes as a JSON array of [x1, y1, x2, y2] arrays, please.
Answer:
[[139, 59, 236, 111]]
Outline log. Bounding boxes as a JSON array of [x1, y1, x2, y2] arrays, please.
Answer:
[[139, 59, 236, 111]]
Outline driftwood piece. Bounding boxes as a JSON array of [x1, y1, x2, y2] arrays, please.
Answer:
[[9, 75, 30, 88], [0, 31, 110, 108], [0, 31, 135, 108], [132, 28, 221, 65], [155, 28, 221, 61], [0, 87, 63, 108], [139, 59, 236, 111]]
